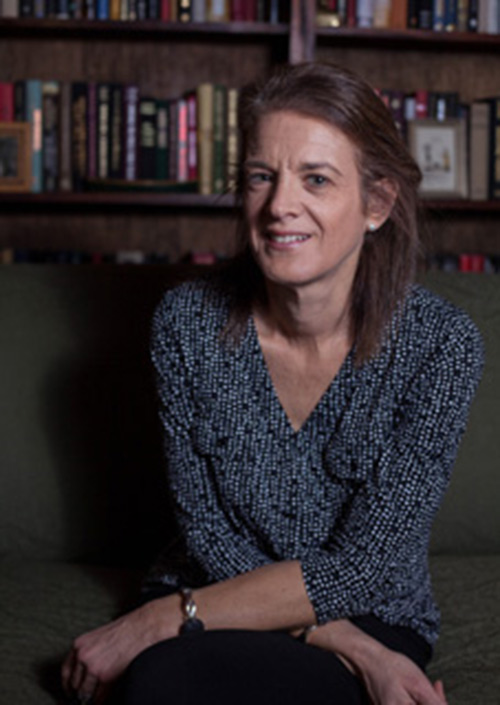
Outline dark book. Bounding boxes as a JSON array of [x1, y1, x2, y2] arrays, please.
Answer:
[[71, 82, 88, 192], [212, 84, 227, 193], [138, 97, 157, 181], [177, 0, 190, 21], [407, 0, 418, 27], [417, 0, 433, 27], [428, 92, 460, 120], [123, 85, 139, 181], [156, 99, 170, 181], [444, 0, 457, 30], [0, 82, 14, 122], [59, 81, 72, 192], [468, 0, 478, 30], [168, 98, 178, 181], [97, 83, 111, 180], [14, 80, 26, 121], [87, 82, 97, 181], [26, 79, 43, 193], [42, 81, 60, 192], [108, 83, 124, 180], [20, 0, 34, 15]]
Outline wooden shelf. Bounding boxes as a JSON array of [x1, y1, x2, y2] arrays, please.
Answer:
[[0, 191, 238, 210], [0, 18, 289, 39], [316, 26, 500, 51]]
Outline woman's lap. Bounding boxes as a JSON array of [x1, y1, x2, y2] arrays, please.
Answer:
[[112, 617, 431, 705]]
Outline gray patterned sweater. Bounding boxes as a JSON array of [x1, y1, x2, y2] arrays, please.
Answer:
[[147, 277, 484, 645]]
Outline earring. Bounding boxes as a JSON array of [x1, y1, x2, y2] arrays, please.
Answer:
[[367, 223, 377, 233]]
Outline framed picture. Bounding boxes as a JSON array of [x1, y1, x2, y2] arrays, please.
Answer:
[[0, 122, 31, 193], [407, 119, 468, 199]]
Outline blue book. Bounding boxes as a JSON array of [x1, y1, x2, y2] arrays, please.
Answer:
[[26, 80, 43, 194], [96, 0, 108, 18]]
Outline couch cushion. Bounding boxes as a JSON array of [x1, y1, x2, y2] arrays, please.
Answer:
[[421, 273, 500, 554], [428, 554, 500, 703], [0, 558, 140, 705]]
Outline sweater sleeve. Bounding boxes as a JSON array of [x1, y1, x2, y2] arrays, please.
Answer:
[[300, 315, 484, 625], [150, 289, 273, 584]]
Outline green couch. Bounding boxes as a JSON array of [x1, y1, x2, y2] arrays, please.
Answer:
[[0, 265, 499, 704]]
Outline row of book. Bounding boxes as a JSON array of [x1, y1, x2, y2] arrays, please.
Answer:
[[317, 0, 500, 33], [381, 88, 500, 201], [0, 247, 227, 263], [0, 79, 239, 194], [428, 252, 500, 272], [0, 0, 288, 21]]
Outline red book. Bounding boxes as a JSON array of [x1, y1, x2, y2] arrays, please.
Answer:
[[459, 254, 472, 271], [0, 82, 14, 122], [415, 90, 429, 119], [160, 0, 170, 20], [459, 254, 484, 272], [231, 0, 245, 20], [186, 90, 198, 181]]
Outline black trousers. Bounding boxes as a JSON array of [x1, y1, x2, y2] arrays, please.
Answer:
[[112, 609, 432, 705]]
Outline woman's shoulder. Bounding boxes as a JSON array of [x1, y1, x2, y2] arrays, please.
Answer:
[[398, 283, 484, 362], [153, 274, 231, 333]]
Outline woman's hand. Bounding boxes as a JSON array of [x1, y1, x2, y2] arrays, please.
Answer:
[[307, 620, 447, 705], [61, 597, 179, 703], [359, 647, 447, 705]]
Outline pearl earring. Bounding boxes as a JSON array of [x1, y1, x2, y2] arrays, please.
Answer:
[[367, 223, 377, 233]]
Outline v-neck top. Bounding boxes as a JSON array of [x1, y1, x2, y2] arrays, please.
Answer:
[[147, 275, 483, 645]]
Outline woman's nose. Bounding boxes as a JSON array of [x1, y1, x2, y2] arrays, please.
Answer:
[[267, 178, 300, 220]]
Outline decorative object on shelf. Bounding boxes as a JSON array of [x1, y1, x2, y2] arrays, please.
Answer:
[[0, 122, 31, 192], [407, 118, 468, 199]]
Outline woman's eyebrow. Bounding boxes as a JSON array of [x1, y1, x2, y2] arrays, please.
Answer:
[[299, 162, 343, 176]]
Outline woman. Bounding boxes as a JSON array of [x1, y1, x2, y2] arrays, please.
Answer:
[[62, 62, 483, 705]]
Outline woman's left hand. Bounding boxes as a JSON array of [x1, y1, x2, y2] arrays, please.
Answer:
[[61, 598, 176, 703]]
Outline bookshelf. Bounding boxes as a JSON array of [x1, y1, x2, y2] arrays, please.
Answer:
[[1, 0, 500, 264]]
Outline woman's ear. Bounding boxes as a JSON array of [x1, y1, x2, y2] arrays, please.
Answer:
[[366, 178, 398, 231]]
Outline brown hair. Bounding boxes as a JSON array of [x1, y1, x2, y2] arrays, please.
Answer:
[[221, 61, 423, 364]]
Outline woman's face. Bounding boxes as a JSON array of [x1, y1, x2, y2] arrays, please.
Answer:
[[243, 110, 383, 293]]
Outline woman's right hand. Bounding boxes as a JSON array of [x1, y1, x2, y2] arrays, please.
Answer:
[[359, 646, 447, 705], [306, 620, 447, 705]]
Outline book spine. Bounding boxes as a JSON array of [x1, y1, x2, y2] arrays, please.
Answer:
[[168, 98, 178, 180], [138, 97, 157, 180], [109, 83, 124, 180], [14, 80, 26, 121], [155, 99, 169, 180], [489, 98, 500, 199], [177, 97, 188, 182], [71, 82, 88, 192], [87, 82, 97, 181], [468, 0, 478, 29], [356, 0, 374, 26], [26, 79, 43, 193], [177, 0, 191, 20], [444, 0, 458, 29], [417, 0, 433, 27], [212, 84, 226, 192], [226, 86, 238, 191], [0, 82, 14, 122], [59, 81, 72, 192], [1, 0, 20, 15], [42, 80, 60, 192], [186, 90, 198, 182], [197, 82, 214, 194], [96, 0, 108, 17], [19, 0, 33, 15], [207, 0, 228, 21], [97, 83, 110, 180], [124, 84, 139, 181]]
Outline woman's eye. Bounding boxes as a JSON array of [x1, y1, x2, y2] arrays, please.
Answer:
[[306, 174, 329, 187], [247, 172, 272, 186]]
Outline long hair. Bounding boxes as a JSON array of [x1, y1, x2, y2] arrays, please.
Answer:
[[221, 61, 423, 364]]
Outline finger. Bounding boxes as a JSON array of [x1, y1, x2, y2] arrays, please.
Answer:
[[79, 672, 99, 700], [61, 650, 76, 694], [433, 680, 447, 703], [70, 660, 85, 693]]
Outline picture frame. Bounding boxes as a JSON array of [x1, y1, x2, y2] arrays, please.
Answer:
[[0, 122, 31, 193], [407, 118, 468, 199]]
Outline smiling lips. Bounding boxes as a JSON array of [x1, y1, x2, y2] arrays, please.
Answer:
[[266, 231, 311, 246]]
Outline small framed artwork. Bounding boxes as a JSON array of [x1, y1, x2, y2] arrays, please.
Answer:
[[407, 119, 468, 199], [0, 122, 31, 193]]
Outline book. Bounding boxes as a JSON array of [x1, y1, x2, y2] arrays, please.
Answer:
[[58, 82, 71, 191], [207, 0, 228, 21], [14, 80, 26, 121], [87, 82, 98, 181], [0, 0, 19, 15], [109, 83, 124, 179], [186, 90, 198, 182], [156, 99, 170, 180], [71, 82, 88, 192], [0, 82, 14, 122], [26, 79, 43, 193], [124, 84, 139, 181], [212, 84, 226, 192], [469, 100, 491, 201], [177, 97, 189, 182], [42, 81, 60, 192], [138, 97, 157, 180], [177, 0, 191, 20], [97, 83, 111, 180], [226, 87, 238, 190], [197, 82, 214, 194]]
